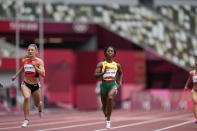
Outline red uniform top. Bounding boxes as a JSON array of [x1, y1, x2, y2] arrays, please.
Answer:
[[23, 58, 39, 77]]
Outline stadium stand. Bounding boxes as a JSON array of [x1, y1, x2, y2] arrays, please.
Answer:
[[0, 39, 25, 57], [156, 5, 197, 35], [0, 0, 196, 69]]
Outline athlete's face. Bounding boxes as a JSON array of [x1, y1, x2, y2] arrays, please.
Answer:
[[27, 46, 36, 57], [105, 47, 115, 58]]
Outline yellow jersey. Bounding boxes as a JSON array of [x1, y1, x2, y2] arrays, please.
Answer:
[[101, 61, 118, 81]]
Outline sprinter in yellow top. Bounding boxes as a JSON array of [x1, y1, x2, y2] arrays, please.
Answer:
[[94, 46, 123, 129]]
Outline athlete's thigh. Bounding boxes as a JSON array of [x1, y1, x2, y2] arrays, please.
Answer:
[[32, 88, 41, 104], [192, 92, 197, 104], [108, 86, 116, 98], [20, 85, 31, 98]]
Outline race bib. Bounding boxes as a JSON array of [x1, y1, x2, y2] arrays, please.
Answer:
[[103, 69, 117, 78], [193, 75, 197, 83], [24, 64, 35, 73]]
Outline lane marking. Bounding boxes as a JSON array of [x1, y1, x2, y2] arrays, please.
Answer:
[[0, 111, 192, 130], [36, 114, 191, 131], [153, 120, 194, 131], [36, 121, 104, 131], [0, 110, 168, 126], [93, 114, 191, 131], [0, 118, 67, 126], [0, 119, 100, 130]]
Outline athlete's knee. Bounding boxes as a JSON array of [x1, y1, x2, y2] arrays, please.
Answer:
[[108, 94, 114, 99], [24, 96, 30, 101], [35, 101, 42, 107], [193, 100, 197, 104], [102, 104, 108, 111], [192, 96, 197, 103]]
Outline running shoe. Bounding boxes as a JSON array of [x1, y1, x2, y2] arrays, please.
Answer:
[[21, 120, 29, 128], [106, 120, 111, 129]]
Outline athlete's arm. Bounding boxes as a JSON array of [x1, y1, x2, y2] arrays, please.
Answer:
[[94, 62, 105, 78], [33, 59, 45, 77], [184, 71, 192, 90], [11, 66, 24, 81], [117, 63, 123, 88]]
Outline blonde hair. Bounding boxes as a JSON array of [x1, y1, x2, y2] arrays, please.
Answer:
[[24, 44, 39, 58]]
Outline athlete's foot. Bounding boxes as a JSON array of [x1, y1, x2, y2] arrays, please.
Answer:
[[21, 120, 29, 128], [106, 120, 111, 129]]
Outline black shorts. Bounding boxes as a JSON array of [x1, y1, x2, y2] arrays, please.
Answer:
[[21, 81, 41, 94]]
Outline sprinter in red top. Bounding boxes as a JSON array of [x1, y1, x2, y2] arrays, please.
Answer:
[[12, 44, 45, 128], [184, 61, 197, 124]]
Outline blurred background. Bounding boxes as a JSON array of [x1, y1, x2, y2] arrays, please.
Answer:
[[0, 0, 197, 115]]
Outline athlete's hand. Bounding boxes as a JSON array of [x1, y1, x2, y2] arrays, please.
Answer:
[[32, 61, 39, 71], [11, 75, 17, 81], [0, 83, 3, 88], [118, 81, 122, 88], [114, 86, 118, 95], [32, 61, 36, 67], [184, 86, 189, 91]]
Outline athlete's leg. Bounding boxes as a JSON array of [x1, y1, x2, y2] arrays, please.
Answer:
[[32, 88, 43, 114], [20, 85, 31, 120], [106, 86, 116, 121], [100, 93, 108, 118], [192, 91, 197, 121]]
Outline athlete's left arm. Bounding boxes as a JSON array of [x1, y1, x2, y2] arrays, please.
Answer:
[[33, 59, 45, 77], [117, 63, 123, 88]]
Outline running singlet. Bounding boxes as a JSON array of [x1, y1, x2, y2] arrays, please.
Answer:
[[23, 58, 39, 77], [193, 75, 197, 83], [101, 61, 118, 81]]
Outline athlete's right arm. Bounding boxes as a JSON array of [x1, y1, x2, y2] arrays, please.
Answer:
[[94, 62, 105, 78], [11, 66, 24, 81], [184, 71, 192, 90]]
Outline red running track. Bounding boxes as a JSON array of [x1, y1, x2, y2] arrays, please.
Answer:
[[0, 109, 196, 131]]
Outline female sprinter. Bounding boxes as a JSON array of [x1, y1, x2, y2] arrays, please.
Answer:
[[94, 46, 123, 129], [184, 61, 197, 123], [11, 44, 45, 127]]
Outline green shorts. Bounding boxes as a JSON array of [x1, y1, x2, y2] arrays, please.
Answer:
[[100, 81, 118, 94]]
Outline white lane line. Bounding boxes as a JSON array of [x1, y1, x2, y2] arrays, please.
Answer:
[[0, 111, 191, 130], [0, 110, 185, 125], [153, 120, 194, 131], [36, 114, 191, 131], [36, 121, 104, 131], [36, 117, 160, 131], [93, 114, 191, 131], [0, 117, 67, 126], [0, 119, 100, 130], [0, 111, 155, 127], [0, 110, 151, 125]]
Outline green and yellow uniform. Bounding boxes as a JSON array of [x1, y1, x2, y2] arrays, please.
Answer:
[[100, 61, 118, 94]]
